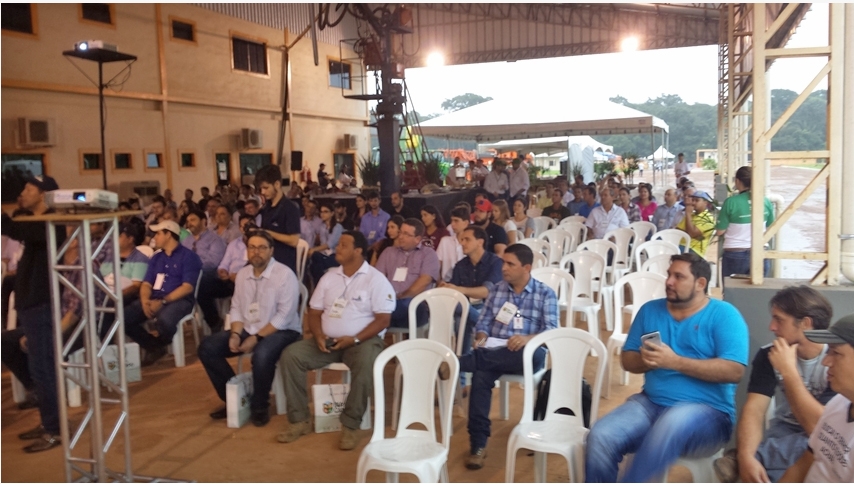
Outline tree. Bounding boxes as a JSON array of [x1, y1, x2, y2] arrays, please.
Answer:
[[441, 93, 493, 112]]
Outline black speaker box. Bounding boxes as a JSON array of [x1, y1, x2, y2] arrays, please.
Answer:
[[290, 151, 303, 171]]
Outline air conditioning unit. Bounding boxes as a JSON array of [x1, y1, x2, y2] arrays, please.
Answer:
[[18, 118, 55, 147], [241, 128, 263, 150], [344, 133, 358, 150]]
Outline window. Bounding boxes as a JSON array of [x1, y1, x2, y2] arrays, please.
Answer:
[[82, 153, 102, 170], [170, 18, 195, 42], [239, 153, 272, 177], [329, 60, 351, 89], [2, 4, 36, 35], [113, 152, 132, 170], [180, 152, 195, 168], [2, 153, 44, 203], [145, 152, 162, 169], [80, 4, 113, 25], [232, 36, 267, 75]]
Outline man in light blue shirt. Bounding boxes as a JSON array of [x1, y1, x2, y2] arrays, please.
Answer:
[[182, 209, 226, 271], [299, 198, 325, 247], [359, 191, 390, 246], [651, 189, 685, 232], [198, 230, 302, 427], [197, 214, 253, 333]]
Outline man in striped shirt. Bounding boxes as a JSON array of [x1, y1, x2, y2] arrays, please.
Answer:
[[460, 244, 558, 470]]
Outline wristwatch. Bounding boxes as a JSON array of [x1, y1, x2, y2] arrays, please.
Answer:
[[161, 298, 168, 305], [353, 337, 361, 346]]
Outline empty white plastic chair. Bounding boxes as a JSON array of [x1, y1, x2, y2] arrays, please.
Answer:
[[604, 227, 636, 282], [560, 251, 606, 352], [505, 328, 607, 483], [517, 238, 551, 263], [604, 272, 666, 399], [295, 239, 310, 282], [532, 216, 556, 238], [356, 339, 459, 483], [169, 270, 203, 367], [558, 221, 588, 252], [559, 215, 586, 225], [577, 239, 618, 332], [531, 251, 548, 269], [538, 228, 575, 266], [654, 229, 691, 253], [629, 221, 657, 245], [641, 254, 673, 278], [135, 244, 154, 258], [531, 267, 575, 327], [634, 240, 680, 274]]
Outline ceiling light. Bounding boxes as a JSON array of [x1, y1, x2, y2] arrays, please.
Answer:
[[621, 36, 639, 52], [426, 51, 444, 67]]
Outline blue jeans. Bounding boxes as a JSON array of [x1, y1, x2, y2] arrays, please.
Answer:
[[123, 296, 195, 352], [19, 303, 60, 435], [455, 304, 481, 356], [459, 345, 546, 450], [389, 297, 429, 329], [585, 392, 732, 483], [721, 250, 771, 282], [756, 419, 810, 482], [198, 329, 300, 412]]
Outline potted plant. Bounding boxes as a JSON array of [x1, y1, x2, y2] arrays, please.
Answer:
[[357, 154, 380, 189]]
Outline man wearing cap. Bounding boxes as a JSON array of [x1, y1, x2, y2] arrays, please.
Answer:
[[781, 314, 854, 483], [472, 199, 508, 256], [123, 220, 203, 366], [713, 286, 836, 483], [484, 159, 509, 200], [675, 191, 716, 258], [2, 174, 67, 452]]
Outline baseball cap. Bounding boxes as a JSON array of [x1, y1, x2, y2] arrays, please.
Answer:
[[149, 220, 181, 237], [691, 191, 714, 203], [805, 314, 854, 346], [24, 174, 59, 192], [475, 199, 493, 213]]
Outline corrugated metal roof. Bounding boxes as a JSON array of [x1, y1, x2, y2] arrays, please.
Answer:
[[194, 3, 357, 44]]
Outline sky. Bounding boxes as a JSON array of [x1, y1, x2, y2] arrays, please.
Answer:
[[402, 3, 830, 116]]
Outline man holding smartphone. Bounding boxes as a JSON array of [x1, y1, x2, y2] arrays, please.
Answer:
[[585, 253, 749, 482]]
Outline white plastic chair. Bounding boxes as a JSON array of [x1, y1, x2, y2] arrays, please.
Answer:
[[295, 239, 310, 282], [629, 221, 657, 245], [531, 268, 575, 328], [532, 216, 556, 238], [559, 215, 586, 225], [135, 244, 154, 258], [169, 270, 203, 367], [236, 284, 309, 415], [558, 221, 588, 252], [517, 238, 551, 263], [620, 448, 725, 483], [356, 339, 459, 483], [538, 228, 575, 266], [654, 229, 691, 253], [559, 251, 605, 356], [531, 251, 548, 269], [604, 227, 636, 282], [604, 273, 666, 399], [576, 240, 618, 332], [641, 254, 673, 278], [505, 328, 607, 483], [633, 240, 680, 274], [391, 288, 469, 431]]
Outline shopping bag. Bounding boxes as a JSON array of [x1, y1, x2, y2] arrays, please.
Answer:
[[102, 343, 142, 384], [226, 372, 253, 428], [312, 383, 350, 433]]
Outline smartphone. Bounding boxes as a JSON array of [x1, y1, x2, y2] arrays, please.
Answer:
[[325, 337, 336, 349], [641, 331, 662, 348]]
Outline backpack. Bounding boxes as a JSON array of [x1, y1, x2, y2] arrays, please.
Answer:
[[533, 369, 592, 427]]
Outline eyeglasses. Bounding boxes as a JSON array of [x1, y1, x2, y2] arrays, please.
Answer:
[[247, 245, 271, 252], [399, 231, 417, 238]]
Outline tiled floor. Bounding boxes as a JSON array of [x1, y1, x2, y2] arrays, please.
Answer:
[[2, 315, 694, 482]]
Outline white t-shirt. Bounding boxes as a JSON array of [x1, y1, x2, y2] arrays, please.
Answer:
[[806, 394, 854, 483], [310, 261, 396, 339], [674, 160, 690, 178], [436, 234, 464, 282]]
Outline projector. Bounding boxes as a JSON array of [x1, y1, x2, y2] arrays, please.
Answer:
[[46, 189, 118, 211], [74, 40, 118, 52]]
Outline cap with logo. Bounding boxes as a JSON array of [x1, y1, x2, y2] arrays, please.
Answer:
[[149, 220, 182, 236], [805, 314, 854, 346], [475, 199, 493, 213]]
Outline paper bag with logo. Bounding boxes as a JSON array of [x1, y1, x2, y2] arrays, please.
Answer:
[[102, 343, 142, 384], [226, 372, 253, 428], [312, 383, 350, 433]]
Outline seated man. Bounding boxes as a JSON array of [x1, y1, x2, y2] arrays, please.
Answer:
[[462, 244, 558, 469], [780, 314, 854, 483], [472, 199, 508, 256], [124, 221, 202, 366], [98, 222, 150, 340], [210, 205, 241, 246], [359, 191, 390, 246], [567, 185, 586, 216], [436, 206, 470, 282], [584, 253, 748, 482], [541, 188, 572, 223], [576, 185, 600, 219], [585, 187, 629, 239], [652, 189, 684, 232], [198, 230, 302, 427], [437, 226, 503, 355], [375, 218, 439, 329], [389, 191, 416, 219], [278, 231, 395, 450], [182, 209, 226, 271], [676, 191, 716, 258], [714, 286, 835, 483], [299, 198, 325, 247]]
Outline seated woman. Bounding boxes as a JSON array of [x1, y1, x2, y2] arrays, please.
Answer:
[[420, 205, 449, 250], [308, 202, 345, 286], [617, 186, 641, 223], [636, 183, 658, 222], [510, 196, 535, 239], [369, 215, 404, 266], [491, 199, 518, 245]]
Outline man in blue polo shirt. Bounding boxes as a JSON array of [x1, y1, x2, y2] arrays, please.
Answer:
[[123, 220, 202, 366], [438, 226, 503, 355], [577, 185, 600, 218], [359, 190, 390, 246]]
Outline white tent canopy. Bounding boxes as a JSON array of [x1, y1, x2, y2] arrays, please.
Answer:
[[645, 145, 676, 161], [478, 136, 613, 156], [419, 93, 669, 142]]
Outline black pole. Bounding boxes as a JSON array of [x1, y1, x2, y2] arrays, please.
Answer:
[[99, 61, 107, 190]]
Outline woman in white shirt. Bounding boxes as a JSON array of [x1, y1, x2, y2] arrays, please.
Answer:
[[491, 199, 518, 244], [510, 197, 535, 239]]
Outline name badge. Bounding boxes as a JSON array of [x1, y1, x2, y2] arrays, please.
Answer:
[[368, 231, 376, 240], [455, 167, 466, 178], [248, 302, 260, 322], [328, 297, 347, 318], [496, 302, 518, 325], [393, 267, 408, 282], [153, 273, 166, 291], [513, 313, 524, 330]]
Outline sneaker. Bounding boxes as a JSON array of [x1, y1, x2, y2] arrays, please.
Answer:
[[209, 406, 227, 420], [18, 424, 45, 440], [713, 449, 739, 483], [466, 447, 487, 470], [23, 434, 61, 453], [339, 426, 360, 450], [277, 420, 311, 443], [251, 408, 271, 427]]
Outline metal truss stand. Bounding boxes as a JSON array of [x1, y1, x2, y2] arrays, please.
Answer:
[[27, 210, 188, 482]]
